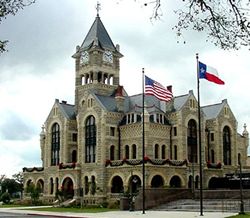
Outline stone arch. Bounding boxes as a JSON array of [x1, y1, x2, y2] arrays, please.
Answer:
[[62, 177, 74, 199], [169, 175, 182, 188], [151, 175, 164, 188], [111, 176, 124, 193], [25, 178, 34, 189], [36, 179, 44, 193], [128, 175, 141, 194]]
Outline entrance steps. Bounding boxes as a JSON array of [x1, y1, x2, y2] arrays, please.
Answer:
[[153, 199, 250, 212]]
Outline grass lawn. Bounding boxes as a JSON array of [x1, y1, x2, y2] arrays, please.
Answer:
[[27, 207, 118, 213], [0, 204, 24, 208], [226, 213, 250, 218]]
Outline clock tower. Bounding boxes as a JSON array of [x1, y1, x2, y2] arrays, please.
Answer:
[[72, 13, 123, 113]]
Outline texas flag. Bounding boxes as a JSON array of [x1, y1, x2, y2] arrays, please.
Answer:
[[198, 62, 225, 85]]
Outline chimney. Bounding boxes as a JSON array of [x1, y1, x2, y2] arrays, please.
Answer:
[[115, 85, 125, 112]]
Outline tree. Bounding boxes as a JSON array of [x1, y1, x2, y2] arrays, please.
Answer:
[[26, 183, 41, 205], [144, 0, 250, 50], [0, 0, 35, 53]]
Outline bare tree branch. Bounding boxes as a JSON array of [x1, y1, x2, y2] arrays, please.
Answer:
[[0, 0, 35, 53]]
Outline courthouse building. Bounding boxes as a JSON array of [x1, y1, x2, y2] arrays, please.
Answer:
[[23, 13, 249, 205]]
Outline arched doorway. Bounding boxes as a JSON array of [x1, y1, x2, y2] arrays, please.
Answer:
[[129, 175, 141, 194], [36, 179, 44, 193], [151, 175, 164, 188], [111, 176, 124, 193], [169, 175, 182, 188], [62, 177, 74, 199]]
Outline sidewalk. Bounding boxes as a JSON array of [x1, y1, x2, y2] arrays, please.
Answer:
[[0, 207, 238, 218]]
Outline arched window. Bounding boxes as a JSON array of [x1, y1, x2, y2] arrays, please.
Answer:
[[223, 126, 231, 165], [155, 144, 159, 159], [125, 145, 129, 159], [211, 149, 215, 163], [51, 123, 60, 166], [238, 153, 241, 165], [132, 144, 137, 159], [84, 176, 89, 195], [187, 119, 197, 163], [85, 116, 96, 163], [161, 145, 166, 159], [50, 177, 53, 195], [169, 144, 173, 160], [174, 145, 178, 160], [72, 150, 77, 163], [110, 145, 115, 161]]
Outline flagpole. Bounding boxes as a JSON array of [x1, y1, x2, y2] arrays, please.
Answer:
[[196, 53, 203, 216], [142, 68, 145, 214]]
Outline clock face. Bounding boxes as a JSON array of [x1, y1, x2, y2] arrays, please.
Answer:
[[103, 50, 113, 63], [80, 51, 89, 64]]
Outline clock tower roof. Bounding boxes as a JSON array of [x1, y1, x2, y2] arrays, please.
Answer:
[[80, 15, 117, 52]]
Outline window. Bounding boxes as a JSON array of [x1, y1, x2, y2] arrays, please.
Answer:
[[174, 145, 178, 160], [223, 126, 231, 165], [110, 145, 115, 160], [85, 116, 96, 163], [72, 150, 77, 163], [211, 149, 215, 163], [169, 144, 173, 160], [132, 144, 137, 159], [110, 127, 115, 136], [161, 145, 166, 159], [72, 133, 77, 142], [210, 133, 214, 141], [187, 119, 197, 163], [155, 144, 159, 159], [173, 127, 177, 136], [51, 123, 60, 166], [125, 145, 129, 159]]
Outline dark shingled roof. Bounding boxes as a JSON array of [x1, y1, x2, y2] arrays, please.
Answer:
[[58, 102, 76, 119], [202, 101, 225, 119], [81, 16, 116, 51]]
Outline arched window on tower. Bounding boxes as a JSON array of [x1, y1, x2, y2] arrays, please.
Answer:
[[85, 116, 96, 163], [132, 144, 137, 159], [161, 145, 166, 159], [110, 145, 115, 160], [72, 150, 77, 163], [154, 144, 159, 159], [223, 126, 231, 165], [51, 123, 60, 166], [125, 145, 129, 159]]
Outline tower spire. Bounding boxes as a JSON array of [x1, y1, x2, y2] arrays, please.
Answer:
[[96, 1, 101, 17]]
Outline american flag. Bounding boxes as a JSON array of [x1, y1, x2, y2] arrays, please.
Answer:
[[145, 75, 173, 102]]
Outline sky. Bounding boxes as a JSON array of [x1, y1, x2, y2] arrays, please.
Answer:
[[0, 0, 250, 178]]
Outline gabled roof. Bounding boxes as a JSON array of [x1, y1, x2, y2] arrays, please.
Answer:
[[202, 100, 225, 119], [173, 93, 189, 111], [81, 15, 116, 51], [57, 101, 76, 119]]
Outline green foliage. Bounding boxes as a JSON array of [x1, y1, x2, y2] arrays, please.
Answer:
[[1, 178, 22, 196], [25, 183, 41, 205], [0, 192, 11, 204]]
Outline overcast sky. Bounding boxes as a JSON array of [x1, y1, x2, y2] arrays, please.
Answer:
[[0, 0, 249, 177]]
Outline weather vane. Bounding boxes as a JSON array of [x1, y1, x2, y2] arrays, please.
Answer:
[[96, 1, 101, 16]]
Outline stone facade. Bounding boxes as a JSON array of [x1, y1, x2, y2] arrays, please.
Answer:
[[23, 15, 249, 205]]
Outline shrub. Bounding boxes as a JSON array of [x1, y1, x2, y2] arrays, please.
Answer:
[[0, 192, 11, 204]]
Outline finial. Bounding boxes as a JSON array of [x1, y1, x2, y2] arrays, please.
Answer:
[[243, 123, 249, 136], [96, 1, 101, 17]]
